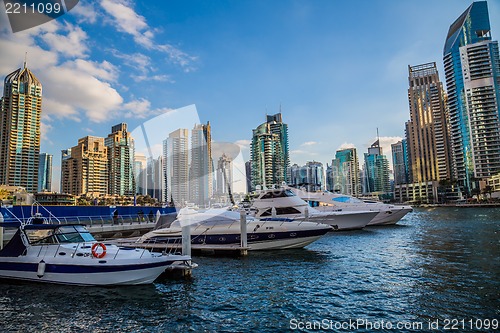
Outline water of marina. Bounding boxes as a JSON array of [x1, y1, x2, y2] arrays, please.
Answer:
[[0, 207, 498, 332]]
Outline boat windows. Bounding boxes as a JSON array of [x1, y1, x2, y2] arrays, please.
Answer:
[[55, 226, 96, 243], [25, 229, 56, 244], [260, 190, 296, 199], [261, 207, 301, 216]]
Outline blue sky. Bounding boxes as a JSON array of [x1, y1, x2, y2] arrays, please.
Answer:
[[1, 0, 499, 193]]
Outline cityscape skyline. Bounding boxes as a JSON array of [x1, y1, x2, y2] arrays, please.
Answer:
[[0, 1, 499, 194]]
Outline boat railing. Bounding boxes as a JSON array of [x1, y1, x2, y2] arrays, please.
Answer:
[[0, 214, 159, 227]]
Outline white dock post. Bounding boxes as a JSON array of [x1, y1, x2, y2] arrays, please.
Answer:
[[271, 207, 277, 218], [304, 206, 309, 219], [240, 210, 248, 255], [182, 224, 191, 257]]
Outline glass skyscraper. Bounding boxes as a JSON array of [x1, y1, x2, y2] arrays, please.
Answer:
[[443, 1, 500, 190], [0, 63, 42, 193], [250, 113, 289, 189], [38, 153, 52, 192], [363, 140, 390, 194], [331, 148, 360, 196]]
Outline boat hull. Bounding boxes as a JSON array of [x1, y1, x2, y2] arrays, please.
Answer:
[[0, 256, 187, 286], [141, 223, 331, 251], [295, 211, 378, 231], [367, 208, 412, 226]]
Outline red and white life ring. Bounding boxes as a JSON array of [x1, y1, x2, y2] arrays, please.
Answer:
[[91, 242, 107, 258]]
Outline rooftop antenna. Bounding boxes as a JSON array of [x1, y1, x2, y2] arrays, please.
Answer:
[[376, 127, 380, 146], [23, 52, 27, 68]]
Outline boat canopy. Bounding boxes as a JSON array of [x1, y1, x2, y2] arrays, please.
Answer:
[[331, 196, 364, 204]]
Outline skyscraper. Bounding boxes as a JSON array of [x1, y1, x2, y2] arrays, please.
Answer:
[[406, 62, 452, 183], [216, 153, 233, 196], [61, 136, 108, 197], [190, 122, 213, 206], [134, 153, 147, 196], [38, 153, 52, 192], [443, 1, 500, 190], [166, 129, 189, 206], [0, 63, 42, 193], [105, 123, 135, 196], [287, 161, 324, 192], [363, 140, 390, 194], [391, 140, 409, 185], [332, 148, 360, 196], [250, 113, 289, 189]]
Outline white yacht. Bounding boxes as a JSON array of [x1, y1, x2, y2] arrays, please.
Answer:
[[0, 215, 194, 286], [138, 208, 332, 250], [250, 187, 378, 231], [291, 189, 413, 226]]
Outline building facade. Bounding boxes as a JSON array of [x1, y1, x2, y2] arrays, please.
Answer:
[[250, 113, 289, 189], [61, 136, 108, 197], [363, 140, 390, 194], [391, 140, 409, 186], [443, 1, 500, 191], [190, 122, 213, 206], [105, 123, 135, 196], [331, 148, 360, 196], [216, 153, 233, 196], [165, 129, 189, 206], [134, 153, 147, 196], [38, 153, 52, 192], [0, 63, 42, 193], [406, 62, 452, 184]]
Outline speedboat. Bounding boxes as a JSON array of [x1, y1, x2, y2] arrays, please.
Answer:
[[138, 208, 332, 250], [0, 214, 194, 286], [291, 189, 413, 226], [250, 187, 378, 231]]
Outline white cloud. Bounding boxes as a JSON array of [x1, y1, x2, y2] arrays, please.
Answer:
[[337, 142, 356, 150], [68, 59, 119, 82], [40, 121, 53, 144], [300, 141, 318, 146], [123, 98, 173, 119], [235, 140, 251, 149], [71, 1, 99, 24], [112, 51, 151, 74], [100, 0, 196, 71], [41, 22, 88, 58], [131, 74, 173, 82]]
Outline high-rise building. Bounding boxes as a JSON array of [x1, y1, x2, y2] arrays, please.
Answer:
[[331, 148, 360, 196], [363, 140, 390, 194], [443, 1, 500, 190], [250, 113, 289, 189], [61, 136, 108, 197], [245, 160, 252, 193], [190, 122, 213, 206], [216, 153, 233, 195], [134, 153, 147, 196], [105, 123, 135, 196], [391, 140, 409, 185], [0, 63, 42, 193], [287, 161, 324, 192], [166, 129, 189, 206], [38, 153, 52, 192], [146, 156, 163, 202], [406, 62, 452, 184]]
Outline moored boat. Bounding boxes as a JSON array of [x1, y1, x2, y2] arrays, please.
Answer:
[[138, 208, 332, 250], [0, 214, 194, 286]]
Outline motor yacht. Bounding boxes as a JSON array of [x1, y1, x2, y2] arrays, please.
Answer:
[[291, 189, 413, 226], [250, 187, 378, 231], [138, 208, 332, 250], [0, 214, 194, 286]]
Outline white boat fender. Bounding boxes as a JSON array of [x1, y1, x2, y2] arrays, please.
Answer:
[[37, 260, 46, 278]]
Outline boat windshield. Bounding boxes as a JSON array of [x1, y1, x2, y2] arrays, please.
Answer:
[[25, 225, 95, 244], [332, 196, 364, 204], [55, 225, 96, 243]]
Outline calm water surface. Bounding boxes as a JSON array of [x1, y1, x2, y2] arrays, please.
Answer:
[[0, 207, 498, 332]]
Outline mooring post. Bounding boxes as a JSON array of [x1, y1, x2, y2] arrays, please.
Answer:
[[271, 206, 277, 218], [182, 224, 191, 257], [240, 210, 248, 255], [304, 206, 309, 219]]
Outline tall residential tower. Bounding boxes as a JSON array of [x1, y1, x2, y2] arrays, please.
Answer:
[[443, 1, 500, 190], [0, 63, 42, 193]]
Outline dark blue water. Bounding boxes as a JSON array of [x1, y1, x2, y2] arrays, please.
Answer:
[[0, 208, 499, 332]]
